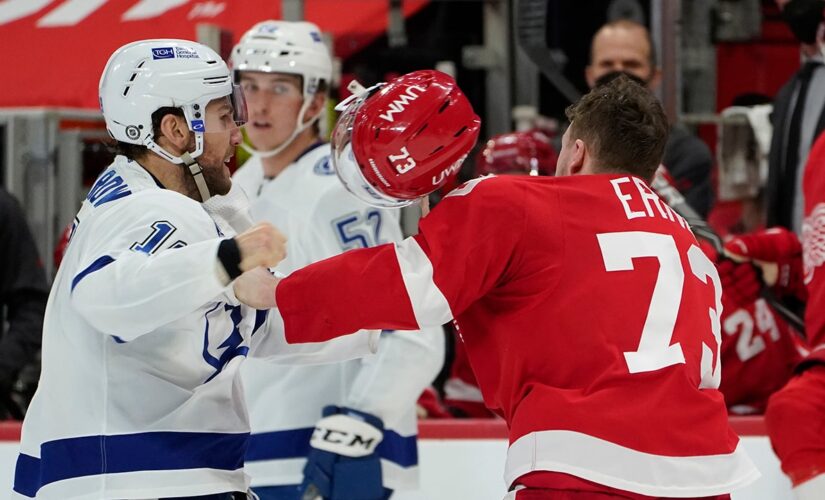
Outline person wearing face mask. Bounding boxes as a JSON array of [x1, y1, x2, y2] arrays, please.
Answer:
[[585, 19, 715, 218], [765, 0, 825, 235]]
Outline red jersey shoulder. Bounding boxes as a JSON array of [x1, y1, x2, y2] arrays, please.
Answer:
[[549, 174, 695, 236], [435, 175, 535, 221]]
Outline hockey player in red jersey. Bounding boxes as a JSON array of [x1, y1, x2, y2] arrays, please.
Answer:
[[235, 74, 759, 498], [758, 132, 825, 499]]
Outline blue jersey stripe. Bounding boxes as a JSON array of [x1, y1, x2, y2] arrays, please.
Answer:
[[246, 428, 314, 461], [70, 255, 115, 292], [13, 431, 249, 497], [246, 428, 418, 468], [376, 430, 419, 468]]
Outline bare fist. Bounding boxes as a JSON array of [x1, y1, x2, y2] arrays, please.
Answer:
[[233, 267, 281, 309], [234, 222, 287, 271]]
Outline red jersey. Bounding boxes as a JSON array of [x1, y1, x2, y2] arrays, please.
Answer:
[[802, 133, 825, 368], [443, 328, 496, 418], [719, 297, 806, 413], [277, 174, 759, 496]]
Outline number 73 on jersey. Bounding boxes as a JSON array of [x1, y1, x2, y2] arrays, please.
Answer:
[[598, 231, 722, 389]]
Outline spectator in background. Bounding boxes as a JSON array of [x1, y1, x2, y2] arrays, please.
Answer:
[[765, 0, 825, 233], [586, 19, 715, 218], [0, 187, 47, 420]]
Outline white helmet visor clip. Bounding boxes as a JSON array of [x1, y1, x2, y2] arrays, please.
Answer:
[[190, 84, 248, 133]]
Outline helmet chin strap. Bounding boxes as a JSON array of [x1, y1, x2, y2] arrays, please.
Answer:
[[241, 98, 319, 159], [180, 151, 212, 202], [145, 134, 212, 202]]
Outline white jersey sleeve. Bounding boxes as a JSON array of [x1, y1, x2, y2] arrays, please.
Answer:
[[250, 311, 380, 364], [70, 189, 230, 341], [304, 186, 444, 427]]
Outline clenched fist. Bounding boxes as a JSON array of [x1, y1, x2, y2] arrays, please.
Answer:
[[233, 267, 281, 309], [235, 222, 287, 271]]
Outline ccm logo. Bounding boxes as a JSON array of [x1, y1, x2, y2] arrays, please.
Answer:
[[313, 427, 377, 450], [378, 85, 427, 123], [309, 414, 383, 457]]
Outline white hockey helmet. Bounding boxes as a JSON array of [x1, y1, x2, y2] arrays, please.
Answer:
[[231, 21, 333, 157], [99, 39, 247, 201]]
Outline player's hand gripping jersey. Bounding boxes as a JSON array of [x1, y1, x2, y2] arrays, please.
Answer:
[[12, 157, 377, 500], [276, 174, 759, 496]]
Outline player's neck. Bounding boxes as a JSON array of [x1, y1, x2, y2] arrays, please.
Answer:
[[260, 128, 321, 179], [137, 154, 201, 201]]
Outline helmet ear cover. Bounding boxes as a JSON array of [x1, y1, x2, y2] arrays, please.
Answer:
[[331, 70, 481, 208]]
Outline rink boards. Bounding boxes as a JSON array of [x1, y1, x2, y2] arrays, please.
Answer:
[[0, 417, 793, 499]]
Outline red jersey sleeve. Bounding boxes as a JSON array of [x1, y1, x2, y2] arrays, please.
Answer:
[[276, 176, 528, 344]]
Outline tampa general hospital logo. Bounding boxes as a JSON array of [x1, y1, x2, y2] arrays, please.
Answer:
[[152, 47, 175, 59], [802, 203, 825, 285]]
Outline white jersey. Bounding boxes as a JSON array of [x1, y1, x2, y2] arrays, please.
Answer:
[[12, 156, 377, 500], [236, 144, 444, 489], [232, 153, 266, 200]]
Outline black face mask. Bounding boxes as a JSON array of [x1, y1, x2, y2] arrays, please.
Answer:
[[781, 0, 825, 45], [594, 70, 649, 89]]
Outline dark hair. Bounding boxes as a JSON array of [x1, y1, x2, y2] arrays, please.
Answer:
[[114, 107, 185, 161], [564, 74, 668, 182], [590, 19, 657, 70]]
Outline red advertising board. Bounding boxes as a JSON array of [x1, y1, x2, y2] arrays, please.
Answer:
[[0, 0, 427, 109]]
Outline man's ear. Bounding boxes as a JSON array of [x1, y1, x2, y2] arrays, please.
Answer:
[[157, 113, 190, 153], [303, 92, 327, 124], [568, 138, 587, 175], [585, 65, 597, 89]]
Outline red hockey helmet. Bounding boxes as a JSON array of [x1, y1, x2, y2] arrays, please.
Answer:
[[476, 130, 558, 177], [331, 70, 481, 207]]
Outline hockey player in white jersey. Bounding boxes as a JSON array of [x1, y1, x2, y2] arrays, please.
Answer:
[[12, 39, 379, 500], [230, 21, 445, 500]]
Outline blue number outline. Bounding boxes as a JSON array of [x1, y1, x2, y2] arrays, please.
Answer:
[[131, 221, 177, 254], [333, 210, 384, 250]]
